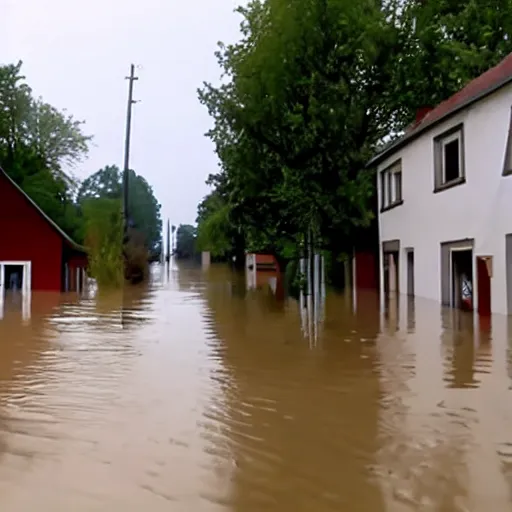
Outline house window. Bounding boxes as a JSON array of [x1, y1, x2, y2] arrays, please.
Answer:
[[503, 107, 512, 176], [434, 124, 465, 191], [381, 160, 403, 211]]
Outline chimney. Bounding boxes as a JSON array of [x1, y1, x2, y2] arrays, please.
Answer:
[[415, 106, 433, 124]]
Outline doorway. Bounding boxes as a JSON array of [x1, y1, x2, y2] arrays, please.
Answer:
[[383, 251, 399, 295], [406, 249, 415, 296], [441, 239, 474, 308], [382, 240, 400, 297], [451, 248, 473, 311], [4, 265, 24, 291], [0, 261, 32, 296], [507, 234, 512, 315]]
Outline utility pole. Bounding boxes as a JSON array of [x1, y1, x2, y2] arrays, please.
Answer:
[[123, 64, 138, 246]]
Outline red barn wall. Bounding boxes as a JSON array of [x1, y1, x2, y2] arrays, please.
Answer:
[[0, 172, 63, 291], [67, 254, 88, 269]]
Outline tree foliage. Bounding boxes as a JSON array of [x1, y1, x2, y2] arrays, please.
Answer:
[[196, 189, 234, 259], [77, 164, 121, 201], [78, 165, 163, 254], [175, 224, 198, 260], [196, 0, 512, 269]]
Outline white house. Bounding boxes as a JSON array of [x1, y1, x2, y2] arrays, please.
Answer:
[[369, 53, 512, 316]]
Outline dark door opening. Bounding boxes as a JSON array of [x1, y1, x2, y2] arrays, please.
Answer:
[[68, 266, 76, 292], [452, 249, 473, 311], [407, 250, 414, 297], [383, 255, 389, 296], [4, 265, 24, 291], [77, 267, 83, 292]]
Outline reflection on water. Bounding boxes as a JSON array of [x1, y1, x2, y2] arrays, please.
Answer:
[[0, 262, 511, 510]]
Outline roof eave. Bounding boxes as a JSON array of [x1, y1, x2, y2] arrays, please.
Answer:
[[65, 240, 88, 254], [367, 74, 512, 169]]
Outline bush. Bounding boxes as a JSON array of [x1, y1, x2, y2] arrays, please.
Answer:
[[124, 228, 149, 284], [83, 198, 124, 289]]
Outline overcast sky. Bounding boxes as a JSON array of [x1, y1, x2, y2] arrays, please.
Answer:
[[2, 0, 242, 226]]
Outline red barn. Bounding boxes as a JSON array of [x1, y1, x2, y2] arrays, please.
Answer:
[[0, 167, 88, 293]]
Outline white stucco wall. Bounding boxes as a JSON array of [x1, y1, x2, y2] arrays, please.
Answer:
[[377, 83, 512, 315]]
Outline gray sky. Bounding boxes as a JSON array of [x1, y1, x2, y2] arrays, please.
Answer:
[[2, 0, 242, 226]]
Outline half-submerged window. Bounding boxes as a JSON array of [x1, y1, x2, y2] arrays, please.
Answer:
[[381, 160, 403, 211], [434, 124, 465, 191]]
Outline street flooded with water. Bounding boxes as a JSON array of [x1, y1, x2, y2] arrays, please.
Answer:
[[0, 262, 512, 511]]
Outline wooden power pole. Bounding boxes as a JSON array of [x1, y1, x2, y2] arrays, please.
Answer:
[[122, 64, 138, 246]]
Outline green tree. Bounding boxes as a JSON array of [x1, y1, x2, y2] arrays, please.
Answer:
[[389, 0, 512, 130], [199, 0, 400, 260], [196, 188, 234, 259], [127, 172, 163, 255], [0, 61, 33, 169], [26, 98, 90, 180], [77, 165, 163, 254], [77, 164, 121, 201], [198, 0, 512, 284], [175, 224, 198, 260]]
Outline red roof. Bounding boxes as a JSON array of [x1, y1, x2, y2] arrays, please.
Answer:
[[369, 52, 512, 167], [255, 254, 276, 265], [420, 53, 512, 128]]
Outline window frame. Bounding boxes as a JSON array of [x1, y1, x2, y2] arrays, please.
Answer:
[[433, 123, 466, 193], [380, 159, 404, 212], [503, 106, 512, 177]]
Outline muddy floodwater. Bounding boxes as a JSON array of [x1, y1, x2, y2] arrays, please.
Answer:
[[1, 263, 512, 511]]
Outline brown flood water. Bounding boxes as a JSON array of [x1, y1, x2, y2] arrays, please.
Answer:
[[0, 263, 512, 511]]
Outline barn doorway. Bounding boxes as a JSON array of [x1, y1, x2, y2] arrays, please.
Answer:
[[4, 265, 24, 291], [451, 248, 473, 311], [0, 261, 32, 296]]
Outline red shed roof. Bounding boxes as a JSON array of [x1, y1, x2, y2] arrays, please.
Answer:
[[368, 52, 512, 167], [0, 166, 86, 253], [255, 254, 276, 265]]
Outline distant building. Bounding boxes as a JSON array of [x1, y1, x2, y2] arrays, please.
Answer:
[[245, 253, 282, 293], [201, 251, 211, 268], [369, 53, 512, 315], [0, 167, 88, 294]]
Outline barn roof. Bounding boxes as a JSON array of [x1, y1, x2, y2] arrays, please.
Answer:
[[0, 166, 86, 253], [368, 52, 512, 167]]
